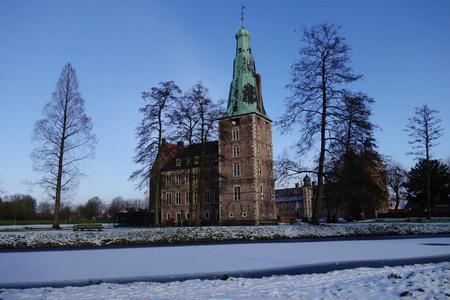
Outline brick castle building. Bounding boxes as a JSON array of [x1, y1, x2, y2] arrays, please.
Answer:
[[155, 24, 277, 225]]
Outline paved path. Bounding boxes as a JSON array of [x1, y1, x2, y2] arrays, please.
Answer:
[[1, 235, 449, 288]]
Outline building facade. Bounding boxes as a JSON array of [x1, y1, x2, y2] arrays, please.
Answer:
[[159, 141, 220, 226]]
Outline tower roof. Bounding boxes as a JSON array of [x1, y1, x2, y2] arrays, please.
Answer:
[[220, 26, 271, 121]]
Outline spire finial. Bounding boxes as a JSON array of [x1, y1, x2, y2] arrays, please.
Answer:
[[241, 4, 245, 28]]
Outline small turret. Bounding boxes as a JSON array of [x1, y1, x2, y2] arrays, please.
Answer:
[[303, 175, 312, 186]]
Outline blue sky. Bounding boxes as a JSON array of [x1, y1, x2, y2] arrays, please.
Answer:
[[0, 0, 449, 205]]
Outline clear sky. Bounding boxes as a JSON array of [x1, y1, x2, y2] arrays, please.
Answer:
[[0, 0, 449, 205]]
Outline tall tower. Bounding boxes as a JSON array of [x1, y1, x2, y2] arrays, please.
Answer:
[[218, 24, 276, 225]]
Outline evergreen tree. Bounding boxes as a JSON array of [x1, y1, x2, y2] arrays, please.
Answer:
[[404, 159, 450, 213]]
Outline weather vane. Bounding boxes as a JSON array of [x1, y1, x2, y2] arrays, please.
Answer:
[[241, 4, 245, 28]]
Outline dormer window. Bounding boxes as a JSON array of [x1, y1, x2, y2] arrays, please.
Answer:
[[176, 158, 181, 167], [194, 156, 200, 164]]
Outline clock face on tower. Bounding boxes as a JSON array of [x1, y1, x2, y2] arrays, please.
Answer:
[[243, 83, 257, 104]]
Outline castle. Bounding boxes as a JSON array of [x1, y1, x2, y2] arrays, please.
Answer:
[[154, 24, 278, 225]]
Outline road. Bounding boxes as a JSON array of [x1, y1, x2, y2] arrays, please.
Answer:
[[1, 235, 449, 289]]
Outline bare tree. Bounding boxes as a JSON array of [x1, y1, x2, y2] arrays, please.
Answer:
[[386, 161, 407, 213], [31, 63, 97, 229], [130, 81, 181, 226], [170, 82, 223, 226], [277, 23, 363, 225], [170, 85, 201, 225], [404, 105, 443, 219], [191, 82, 223, 226]]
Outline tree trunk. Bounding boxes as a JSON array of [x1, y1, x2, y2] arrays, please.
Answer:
[[311, 76, 327, 225], [154, 155, 161, 226], [394, 190, 400, 213], [188, 165, 194, 226], [53, 91, 69, 230]]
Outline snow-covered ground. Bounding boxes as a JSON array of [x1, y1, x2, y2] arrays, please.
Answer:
[[1, 221, 449, 299], [1, 262, 449, 299], [1, 220, 450, 248]]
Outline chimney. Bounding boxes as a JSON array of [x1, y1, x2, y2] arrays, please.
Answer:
[[177, 141, 184, 148], [161, 138, 166, 144], [295, 183, 300, 189], [312, 181, 317, 187]]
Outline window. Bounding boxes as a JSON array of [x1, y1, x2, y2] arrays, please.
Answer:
[[204, 190, 210, 203], [205, 211, 210, 219], [194, 171, 199, 183], [194, 192, 198, 204], [167, 213, 171, 220], [233, 163, 241, 176], [233, 146, 240, 157], [194, 156, 200, 165], [176, 192, 181, 205], [242, 212, 247, 217], [232, 129, 239, 140], [256, 125, 261, 139], [185, 192, 190, 204], [166, 174, 172, 186], [234, 186, 241, 200], [229, 212, 234, 217], [185, 173, 190, 184], [176, 159, 182, 167], [166, 193, 172, 205], [175, 173, 181, 185]]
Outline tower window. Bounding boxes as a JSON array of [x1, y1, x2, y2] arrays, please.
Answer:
[[233, 163, 241, 176], [234, 186, 241, 200], [232, 129, 239, 140], [233, 146, 240, 157]]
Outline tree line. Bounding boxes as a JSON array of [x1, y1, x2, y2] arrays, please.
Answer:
[[0, 195, 148, 223]]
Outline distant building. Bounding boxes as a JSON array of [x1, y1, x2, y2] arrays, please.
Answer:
[[275, 176, 313, 222]]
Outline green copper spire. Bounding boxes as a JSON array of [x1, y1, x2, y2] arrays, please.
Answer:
[[220, 26, 271, 121]]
